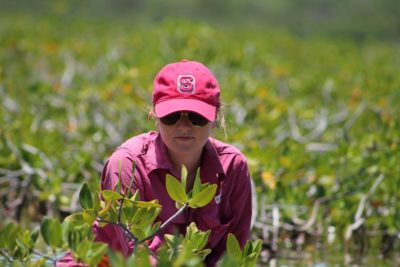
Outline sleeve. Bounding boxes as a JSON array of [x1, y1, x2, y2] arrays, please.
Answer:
[[56, 147, 144, 266], [94, 147, 143, 255], [101, 147, 143, 193], [205, 157, 252, 266], [227, 159, 252, 246]]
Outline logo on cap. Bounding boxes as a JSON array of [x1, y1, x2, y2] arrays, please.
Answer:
[[177, 75, 195, 94]]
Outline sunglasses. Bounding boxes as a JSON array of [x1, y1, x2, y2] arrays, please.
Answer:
[[159, 112, 209, 127]]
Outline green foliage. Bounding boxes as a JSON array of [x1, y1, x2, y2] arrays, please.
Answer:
[[189, 183, 217, 208], [163, 223, 212, 267], [1, 166, 243, 266], [165, 166, 218, 209], [166, 174, 189, 205], [79, 183, 93, 210], [1, 6, 400, 264], [223, 234, 262, 267], [40, 217, 63, 249]]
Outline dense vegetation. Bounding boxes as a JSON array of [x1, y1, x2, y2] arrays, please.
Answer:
[[1, 1, 399, 266]]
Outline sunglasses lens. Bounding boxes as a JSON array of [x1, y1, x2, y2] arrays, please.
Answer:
[[159, 112, 209, 126], [160, 112, 181, 125], [188, 112, 209, 126]]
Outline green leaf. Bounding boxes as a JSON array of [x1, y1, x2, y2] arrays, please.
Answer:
[[134, 200, 162, 208], [127, 161, 136, 198], [82, 209, 97, 225], [242, 241, 252, 257], [164, 234, 182, 248], [243, 239, 262, 266], [166, 174, 188, 204], [196, 230, 211, 250], [64, 213, 86, 227], [135, 246, 152, 267], [74, 239, 92, 262], [252, 239, 262, 254], [243, 252, 259, 267], [175, 201, 185, 209], [164, 234, 175, 248], [130, 206, 147, 225], [181, 165, 188, 192], [149, 222, 161, 237], [194, 248, 212, 260], [0, 223, 16, 248], [88, 242, 108, 266], [102, 190, 123, 202], [226, 233, 242, 262], [79, 183, 93, 210], [130, 226, 147, 241], [121, 201, 136, 222], [129, 190, 140, 201], [188, 184, 217, 208], [93, 192, 101, 213], [30, 227, 39, 244], [10, 261, 24, 267], [107, 250, 126, 267], [40, 217, 51, 246], [191, 168, 201, 196], [40, 217, 62, 248], [135, 208, 160, 228], [49, 219, 63, 248]]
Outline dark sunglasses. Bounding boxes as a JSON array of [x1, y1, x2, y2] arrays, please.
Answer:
[[159, 112, 209, 127]]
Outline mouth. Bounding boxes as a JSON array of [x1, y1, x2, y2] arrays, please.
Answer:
[[175, 136, 194, 141]]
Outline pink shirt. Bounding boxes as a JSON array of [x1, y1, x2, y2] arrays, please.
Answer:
[[58, 131, 252, 267]]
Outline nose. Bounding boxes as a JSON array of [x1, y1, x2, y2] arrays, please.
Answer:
[[176, 113, 192, 128]]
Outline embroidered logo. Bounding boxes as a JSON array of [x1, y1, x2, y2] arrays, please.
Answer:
[[177, 75, 195, 94], [214, 193, 221, 204]]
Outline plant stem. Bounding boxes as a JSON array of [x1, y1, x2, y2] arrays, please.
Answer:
[[31, 249, 56, 265], [139, 204, 188, 244], [98, 219, 139, 244], [0, 249, 13, 262]]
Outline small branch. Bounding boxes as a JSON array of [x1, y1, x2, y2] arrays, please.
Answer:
[[142, 243, 158, 260], [288, 109, 328, 143], [117, 197, 125, 224], [32, 249, 56, 264], [0, 168, 26, 178], [345, 218, 365, 240], [305, 142, 338, 153], [354, 174, 384, 222], [98, 219, 139, 244], [367, 174, 385, 197], [0, 249, 13, 262], [139, 205, 187, 244], [271, 205, 279, 252], [297, 199, 321, 232], [159, 205, 187, 232], [346, 174, 384, 241]]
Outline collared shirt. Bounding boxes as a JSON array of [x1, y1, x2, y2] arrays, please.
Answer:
[[58, 131, 252, 267]]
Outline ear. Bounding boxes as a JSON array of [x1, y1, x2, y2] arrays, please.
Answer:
[[148, 110, 156, 120]]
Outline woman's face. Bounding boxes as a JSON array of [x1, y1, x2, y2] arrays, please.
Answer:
[[157, 112, 212, 157]]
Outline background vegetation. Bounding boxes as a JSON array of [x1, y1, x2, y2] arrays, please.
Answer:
[[1, 0, 399, 265]]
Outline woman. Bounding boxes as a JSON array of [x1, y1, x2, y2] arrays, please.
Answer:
[[59, 60, 252, 266]]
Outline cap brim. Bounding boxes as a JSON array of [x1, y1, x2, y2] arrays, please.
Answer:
[[155, 99, 216, 122]]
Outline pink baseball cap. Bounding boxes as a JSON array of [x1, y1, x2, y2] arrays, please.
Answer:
[[152, 60, 220, 122]]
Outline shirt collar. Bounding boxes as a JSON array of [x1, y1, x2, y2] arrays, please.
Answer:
[[145, 132, 172, 172]]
